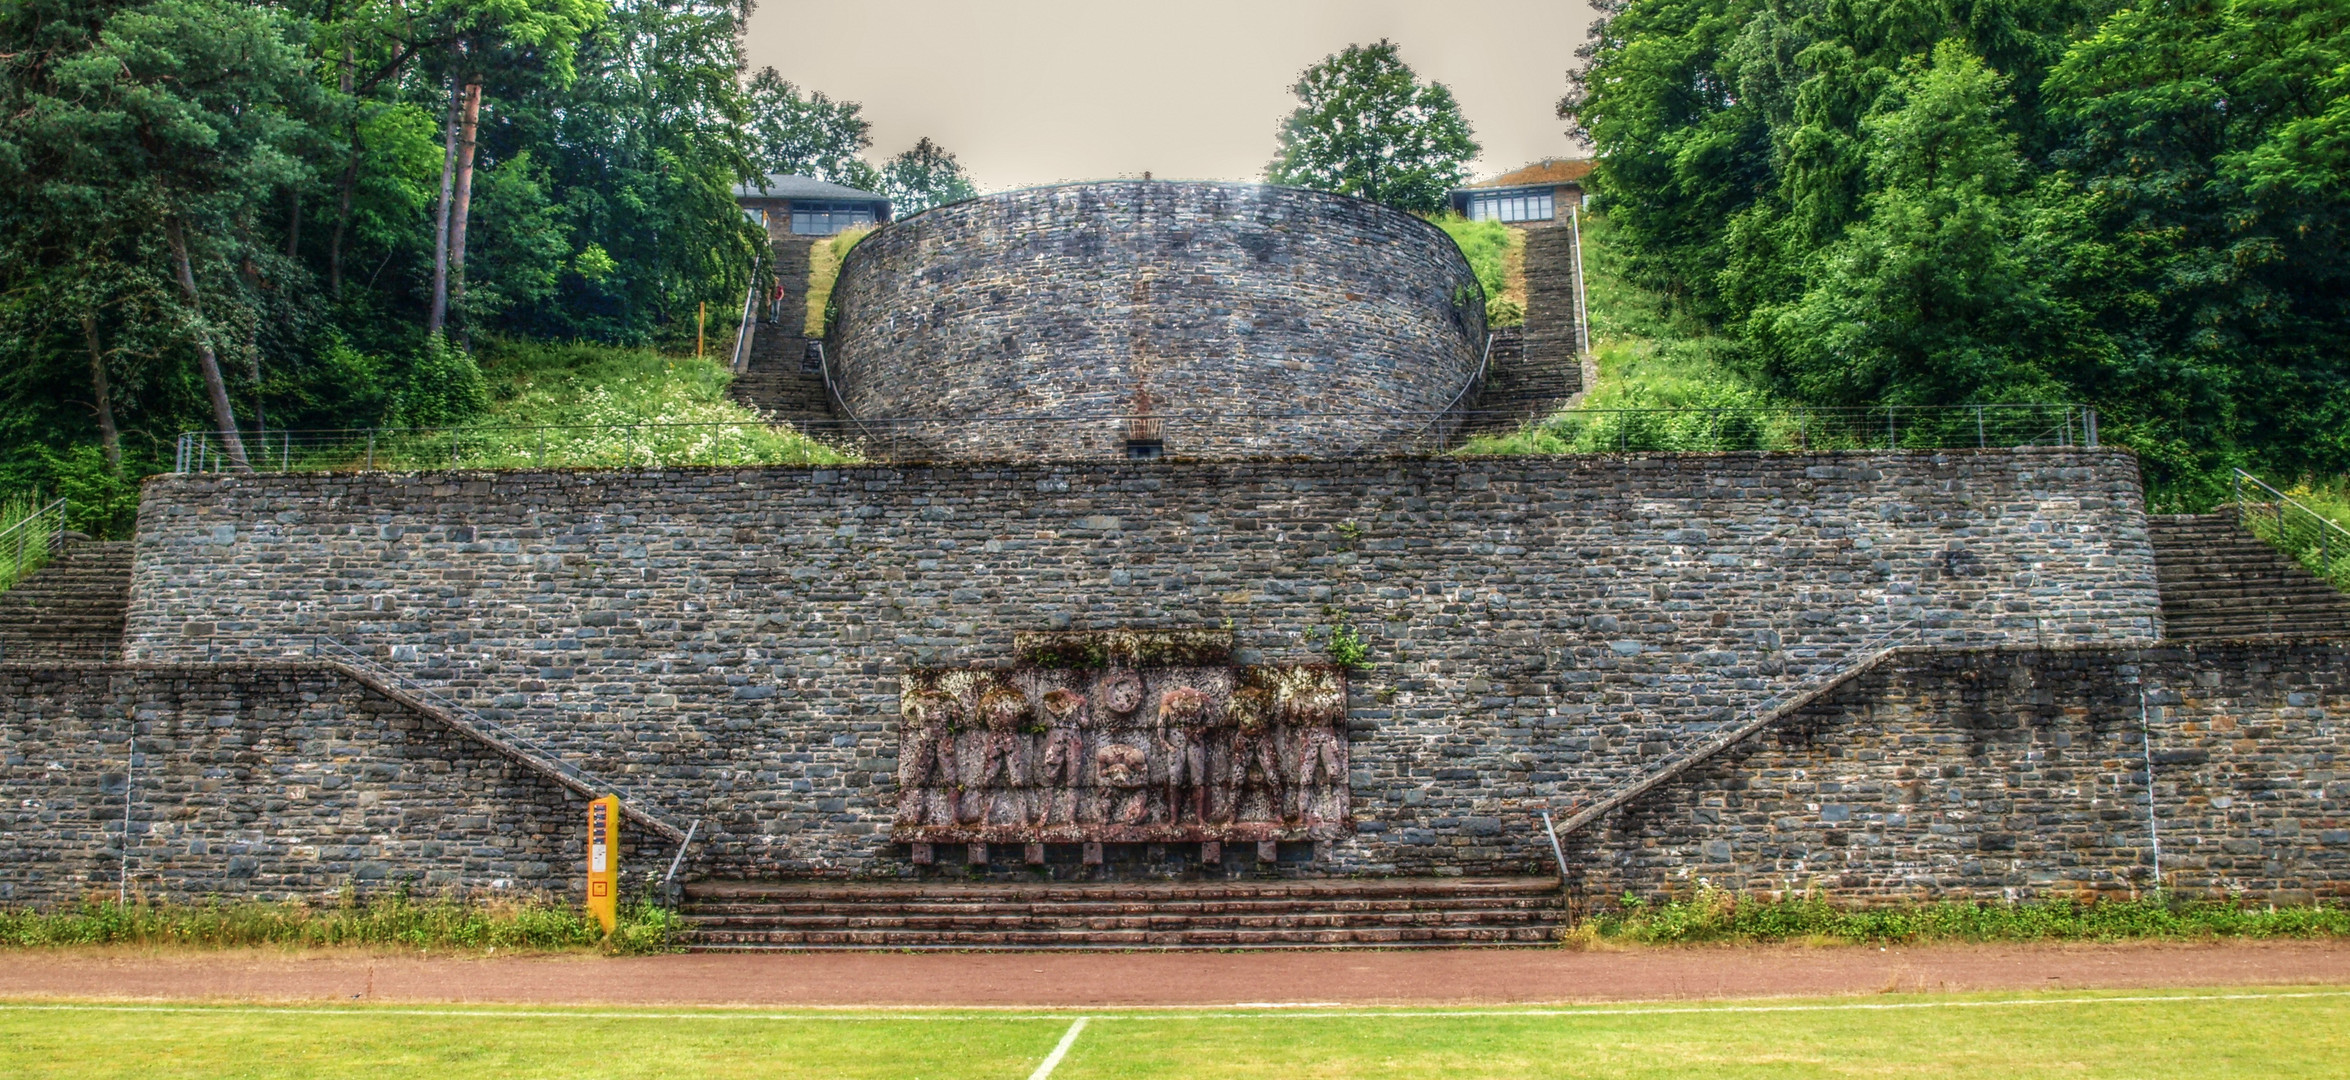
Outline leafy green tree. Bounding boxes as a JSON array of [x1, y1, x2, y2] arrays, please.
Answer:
[[879, 137, 978, 216], [743, 66, 881, 191], [1751, 43, 2062, 407], [0, 0, 325, 470], [1266, 39, 1479, 213]]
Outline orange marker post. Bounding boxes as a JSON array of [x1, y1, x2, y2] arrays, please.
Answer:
[[586, 796, 620, 936]]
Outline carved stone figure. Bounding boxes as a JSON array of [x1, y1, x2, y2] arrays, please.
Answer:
[[1101, 671, 1144, 715], [1295, 725, 1345, 826], [1036, 688, 1087, 824], [1094, 742, 1149, 825], [898, 690, 960, 824], [966, 685, 1031, 825], [1155, 685, 1217, 824], [1219, 686, 1282, 823]]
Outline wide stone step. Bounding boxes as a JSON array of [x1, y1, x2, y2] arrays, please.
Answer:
[[678, 924, 1562, 950], [676, 876, 1566, 951]]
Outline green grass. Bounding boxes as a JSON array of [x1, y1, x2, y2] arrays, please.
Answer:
[[0, 896, 679, 955], [1578, 891, 2350, 947], [245, 337, 856, 470], [1458, 212, 1769, 455], [2, 990, 2345, 1078], [0, 489, 55, 591], [806, 225, 873, 338]]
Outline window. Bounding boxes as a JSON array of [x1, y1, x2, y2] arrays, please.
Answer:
[[1468, 189, 1555, 223], [791, 201, 878, 235]]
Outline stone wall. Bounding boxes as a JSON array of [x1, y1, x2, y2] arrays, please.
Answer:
[[1574, 640, 2350, 905], [124, 450, 2160, 879], [829, 182, 1487, 459], [0, 662, 664, 905]]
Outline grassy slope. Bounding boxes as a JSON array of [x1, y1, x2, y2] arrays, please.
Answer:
[[3, 991, 2343, 1078], [363, 337, 852, 468]]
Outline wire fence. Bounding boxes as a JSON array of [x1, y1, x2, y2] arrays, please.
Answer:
[[172, 403, 2101, 474], [2232, 469, 2350, 592]]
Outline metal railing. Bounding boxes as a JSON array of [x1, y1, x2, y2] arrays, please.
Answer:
[[2231, 468, 2350, 592], [169, 403, 2105, 473], [306, 635, 690, 842], [729, 280, 759, 374], [1551, 608, 1932, 840], [0, 497, 67, 593]]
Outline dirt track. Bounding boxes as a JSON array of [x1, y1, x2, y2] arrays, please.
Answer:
[[2, 941, 2346, 1007]]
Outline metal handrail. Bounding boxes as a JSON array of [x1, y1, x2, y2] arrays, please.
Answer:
[[1396, 332, 1495, 454], [2231, 467, 2350, 580], [306, 635, 689, 842], [729, 280, 759, 374], [1550, 608, 1931, 839], [0, 497, 68, 592]]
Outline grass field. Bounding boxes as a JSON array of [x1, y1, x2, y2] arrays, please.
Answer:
[[3, 988, 2345, 1079]]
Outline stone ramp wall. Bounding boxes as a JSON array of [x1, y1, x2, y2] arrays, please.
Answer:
[[0, 663, 665, 906], [124, 450, 2159, 878], [1574, 640, 2350, 906]]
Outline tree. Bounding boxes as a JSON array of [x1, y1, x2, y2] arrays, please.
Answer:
[[0, 0, 325, 471], [744, 67, 880, 190], [879, 138, 977, 216], [1265, 39, 1478, 213]]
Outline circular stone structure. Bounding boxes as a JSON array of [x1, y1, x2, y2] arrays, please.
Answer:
[[827, 182, 1488, 460]]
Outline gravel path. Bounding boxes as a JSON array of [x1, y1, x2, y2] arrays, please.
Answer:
[[2, 941, 2345, 1007]]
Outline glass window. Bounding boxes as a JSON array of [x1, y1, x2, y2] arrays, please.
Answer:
[[791, 202, 878, 235], [1467, 190, 1555, 223]]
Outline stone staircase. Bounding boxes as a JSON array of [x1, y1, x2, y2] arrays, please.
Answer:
[[676, 876, 1567, 950], [1462, 327, 1586, 438], [0, 540, 133, 661], [2150, 513, 2350, 639], [728, 234, 839, 430], [1461, 228, 1585, 439]]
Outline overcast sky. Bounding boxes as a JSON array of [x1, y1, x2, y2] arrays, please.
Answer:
[[741, 0, 1602, 192]]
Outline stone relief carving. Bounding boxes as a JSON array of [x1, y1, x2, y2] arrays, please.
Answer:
[[894, 661, 1351, 844]]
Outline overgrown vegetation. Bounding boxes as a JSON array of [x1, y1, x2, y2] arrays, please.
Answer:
[[0, 893, 679, 954], [1431, 216, 1524, 326], [1565, 0, 2350, 508], [805, 225, 873, 338], [1572, 889, 2350, 947]]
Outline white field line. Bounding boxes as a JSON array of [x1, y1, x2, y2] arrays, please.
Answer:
[[1027, 1016, 1087, 1080], [0, 990, 2346, 1023]]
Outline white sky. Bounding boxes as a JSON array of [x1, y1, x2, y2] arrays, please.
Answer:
[[741, 0, 1602, 192]]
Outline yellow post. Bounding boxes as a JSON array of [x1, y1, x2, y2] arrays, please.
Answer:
[[697, 302, 707, 358], [586, 796, 620, 936]]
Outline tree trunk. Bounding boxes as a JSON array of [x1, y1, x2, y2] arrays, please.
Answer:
[[80, 312, 122, 474], [328, 39, 356, 297], [284, 186, 302, 259], [427, 77, 459, 338], [448, 75, 483, 347], [164, 217, 251, 471]]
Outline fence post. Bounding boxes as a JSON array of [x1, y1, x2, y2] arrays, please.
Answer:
[[1887, 407, 1897, 449], [366, 430, 376, 470], [2085, 408, 2099, 448], [1975, 406, 1985, 448]]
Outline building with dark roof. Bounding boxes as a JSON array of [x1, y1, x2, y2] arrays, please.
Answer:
[[1446, 158, 1593, 226], [734, 173, 892, 236]]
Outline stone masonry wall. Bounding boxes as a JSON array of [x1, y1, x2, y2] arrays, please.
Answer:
[[830, 182, 1487, 459], [1575, 641, 2350, 906], [123, 450, 2160, 879], [0, 663, 664, 906]]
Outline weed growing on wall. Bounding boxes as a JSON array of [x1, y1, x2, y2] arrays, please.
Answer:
[[1570, 887, 2350, 947], [1308, 606, 1372, 670], [0, 895, 680, 954]]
